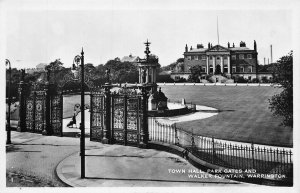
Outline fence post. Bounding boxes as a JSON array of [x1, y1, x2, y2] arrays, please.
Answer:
[[251, 143, 255, 169], [212, 137, 215, 164]]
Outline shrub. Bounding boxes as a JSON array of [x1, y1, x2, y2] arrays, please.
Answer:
[[251, 78, 259, 83], [236, 76, 248, 83]]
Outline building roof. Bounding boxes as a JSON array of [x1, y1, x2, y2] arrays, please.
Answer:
[[121, 55, 140, 62], [185, 44, 255, 54], [188, 48, 208, 53], [36, 63, 47, 69], [229, 47, 251, 51]]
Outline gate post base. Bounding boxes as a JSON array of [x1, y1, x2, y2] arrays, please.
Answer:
[[42, 130, 53, 136], [102, 138, 109, 144], [17, 127, 26, 132], [17, 121, 26, 132], [139, 143, 148, 149]]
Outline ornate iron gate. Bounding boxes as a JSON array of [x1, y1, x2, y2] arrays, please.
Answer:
[[112, 95, 126, 144], [19, 80, 63, 136], [51, 93, 63, 136], [25, 85, 46, 133], [90, 85, 148, 147], [90, 89, 106, 141]]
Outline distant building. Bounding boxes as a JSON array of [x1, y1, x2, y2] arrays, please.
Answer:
[[25, 63, 48, 74], [121, 54, 140, 64], [171, 40, 265, 82]]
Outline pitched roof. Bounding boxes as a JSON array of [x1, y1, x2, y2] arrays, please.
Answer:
[[229, 47, 251, 51], [36, 63, 47, 69], [121, 55, 140, 62], [188, 48, 208, 53]]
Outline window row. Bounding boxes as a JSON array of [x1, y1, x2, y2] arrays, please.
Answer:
[[190, 66, 253, 73], [186, 55, 231, 61], [186, 54, 253, 61], [231, 54, 252, 60], [186, 55, 207, 60], [232, 66, 253, 73]]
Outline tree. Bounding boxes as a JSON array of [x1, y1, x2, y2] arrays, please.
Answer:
[[188, 65, 202, 82], [46, 59, 63, 71], [176, 58, 184, 63], [104, 59, 139, 83], [161, 58, 184, 72], [269, 51, 293, 127]]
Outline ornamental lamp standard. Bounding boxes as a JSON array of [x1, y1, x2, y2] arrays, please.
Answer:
[[71, 48, 86, 178], [5, 59, 12, 144]]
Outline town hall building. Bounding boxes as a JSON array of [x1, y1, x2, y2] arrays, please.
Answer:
[[171, 40, 259, 82]]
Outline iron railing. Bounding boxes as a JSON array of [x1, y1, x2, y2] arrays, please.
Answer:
[[148, 117, 293, 178]]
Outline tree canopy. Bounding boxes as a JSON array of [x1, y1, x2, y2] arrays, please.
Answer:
[[269, 51, 293, 127], [188, 65, 202, 83]]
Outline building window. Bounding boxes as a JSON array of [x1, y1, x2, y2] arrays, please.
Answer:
[[224, 67, 228, 73], [247, 54, 252, 59], [210, 56, 213, 60], [231, 55, 236, 60], [240, 67, 244, 72], [239, 54, 244, 59], [202, 55, 206, 60], [209, 65, 213, 73], [187, 56, 191, 60], [202, 67, 206, 73], [217, 56, 220, 60], [232, 67, 236, 73], [194, 56, 198, 60], [249, 66, 252, 72]]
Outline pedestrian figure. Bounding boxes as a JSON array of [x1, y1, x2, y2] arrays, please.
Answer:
[[67, 111, 77, 128]]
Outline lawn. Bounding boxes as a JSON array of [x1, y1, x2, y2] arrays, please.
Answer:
[[159, 85, 293, 147]]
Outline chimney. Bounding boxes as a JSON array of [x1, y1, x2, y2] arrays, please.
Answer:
[[240, 41, 246, 47], [264, 57, 266, 65], [208, 42, 210, 49], [268, 58, 269, 65], [254, 40, 257, 51], [228, 42, 230, 48], [185, 44, 188, 52], [270, 45, 273, 63], [197, 44, 204, 49], [233, 43, 235, 48], [211, 43, 213, 48], [190, 46, 193, 51]]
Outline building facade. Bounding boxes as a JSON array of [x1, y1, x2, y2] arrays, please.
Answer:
[[171, 40, 259, 81]]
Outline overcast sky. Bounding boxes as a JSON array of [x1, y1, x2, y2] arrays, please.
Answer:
[[1, 0, 296, 69]]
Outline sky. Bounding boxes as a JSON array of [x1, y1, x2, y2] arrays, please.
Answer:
[[1, 0, 297, 69]]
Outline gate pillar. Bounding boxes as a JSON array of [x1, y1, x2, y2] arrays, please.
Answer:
[[140, 85, 149, 148], [42, 81, 53, 135], [103, 84, 112, 144], [17, 79, 27, 132]]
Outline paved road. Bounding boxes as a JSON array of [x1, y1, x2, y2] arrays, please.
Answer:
[[6, 131, 243, 187], [6, 131, 103, 186]]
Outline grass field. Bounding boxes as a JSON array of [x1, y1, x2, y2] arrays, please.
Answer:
[[160, 85, 292, 147]]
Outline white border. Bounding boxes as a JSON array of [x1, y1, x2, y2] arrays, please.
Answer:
[[1, 0, 299, 193]]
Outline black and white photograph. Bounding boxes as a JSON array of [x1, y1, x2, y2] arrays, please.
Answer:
[[1, 0, 299, 192]]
